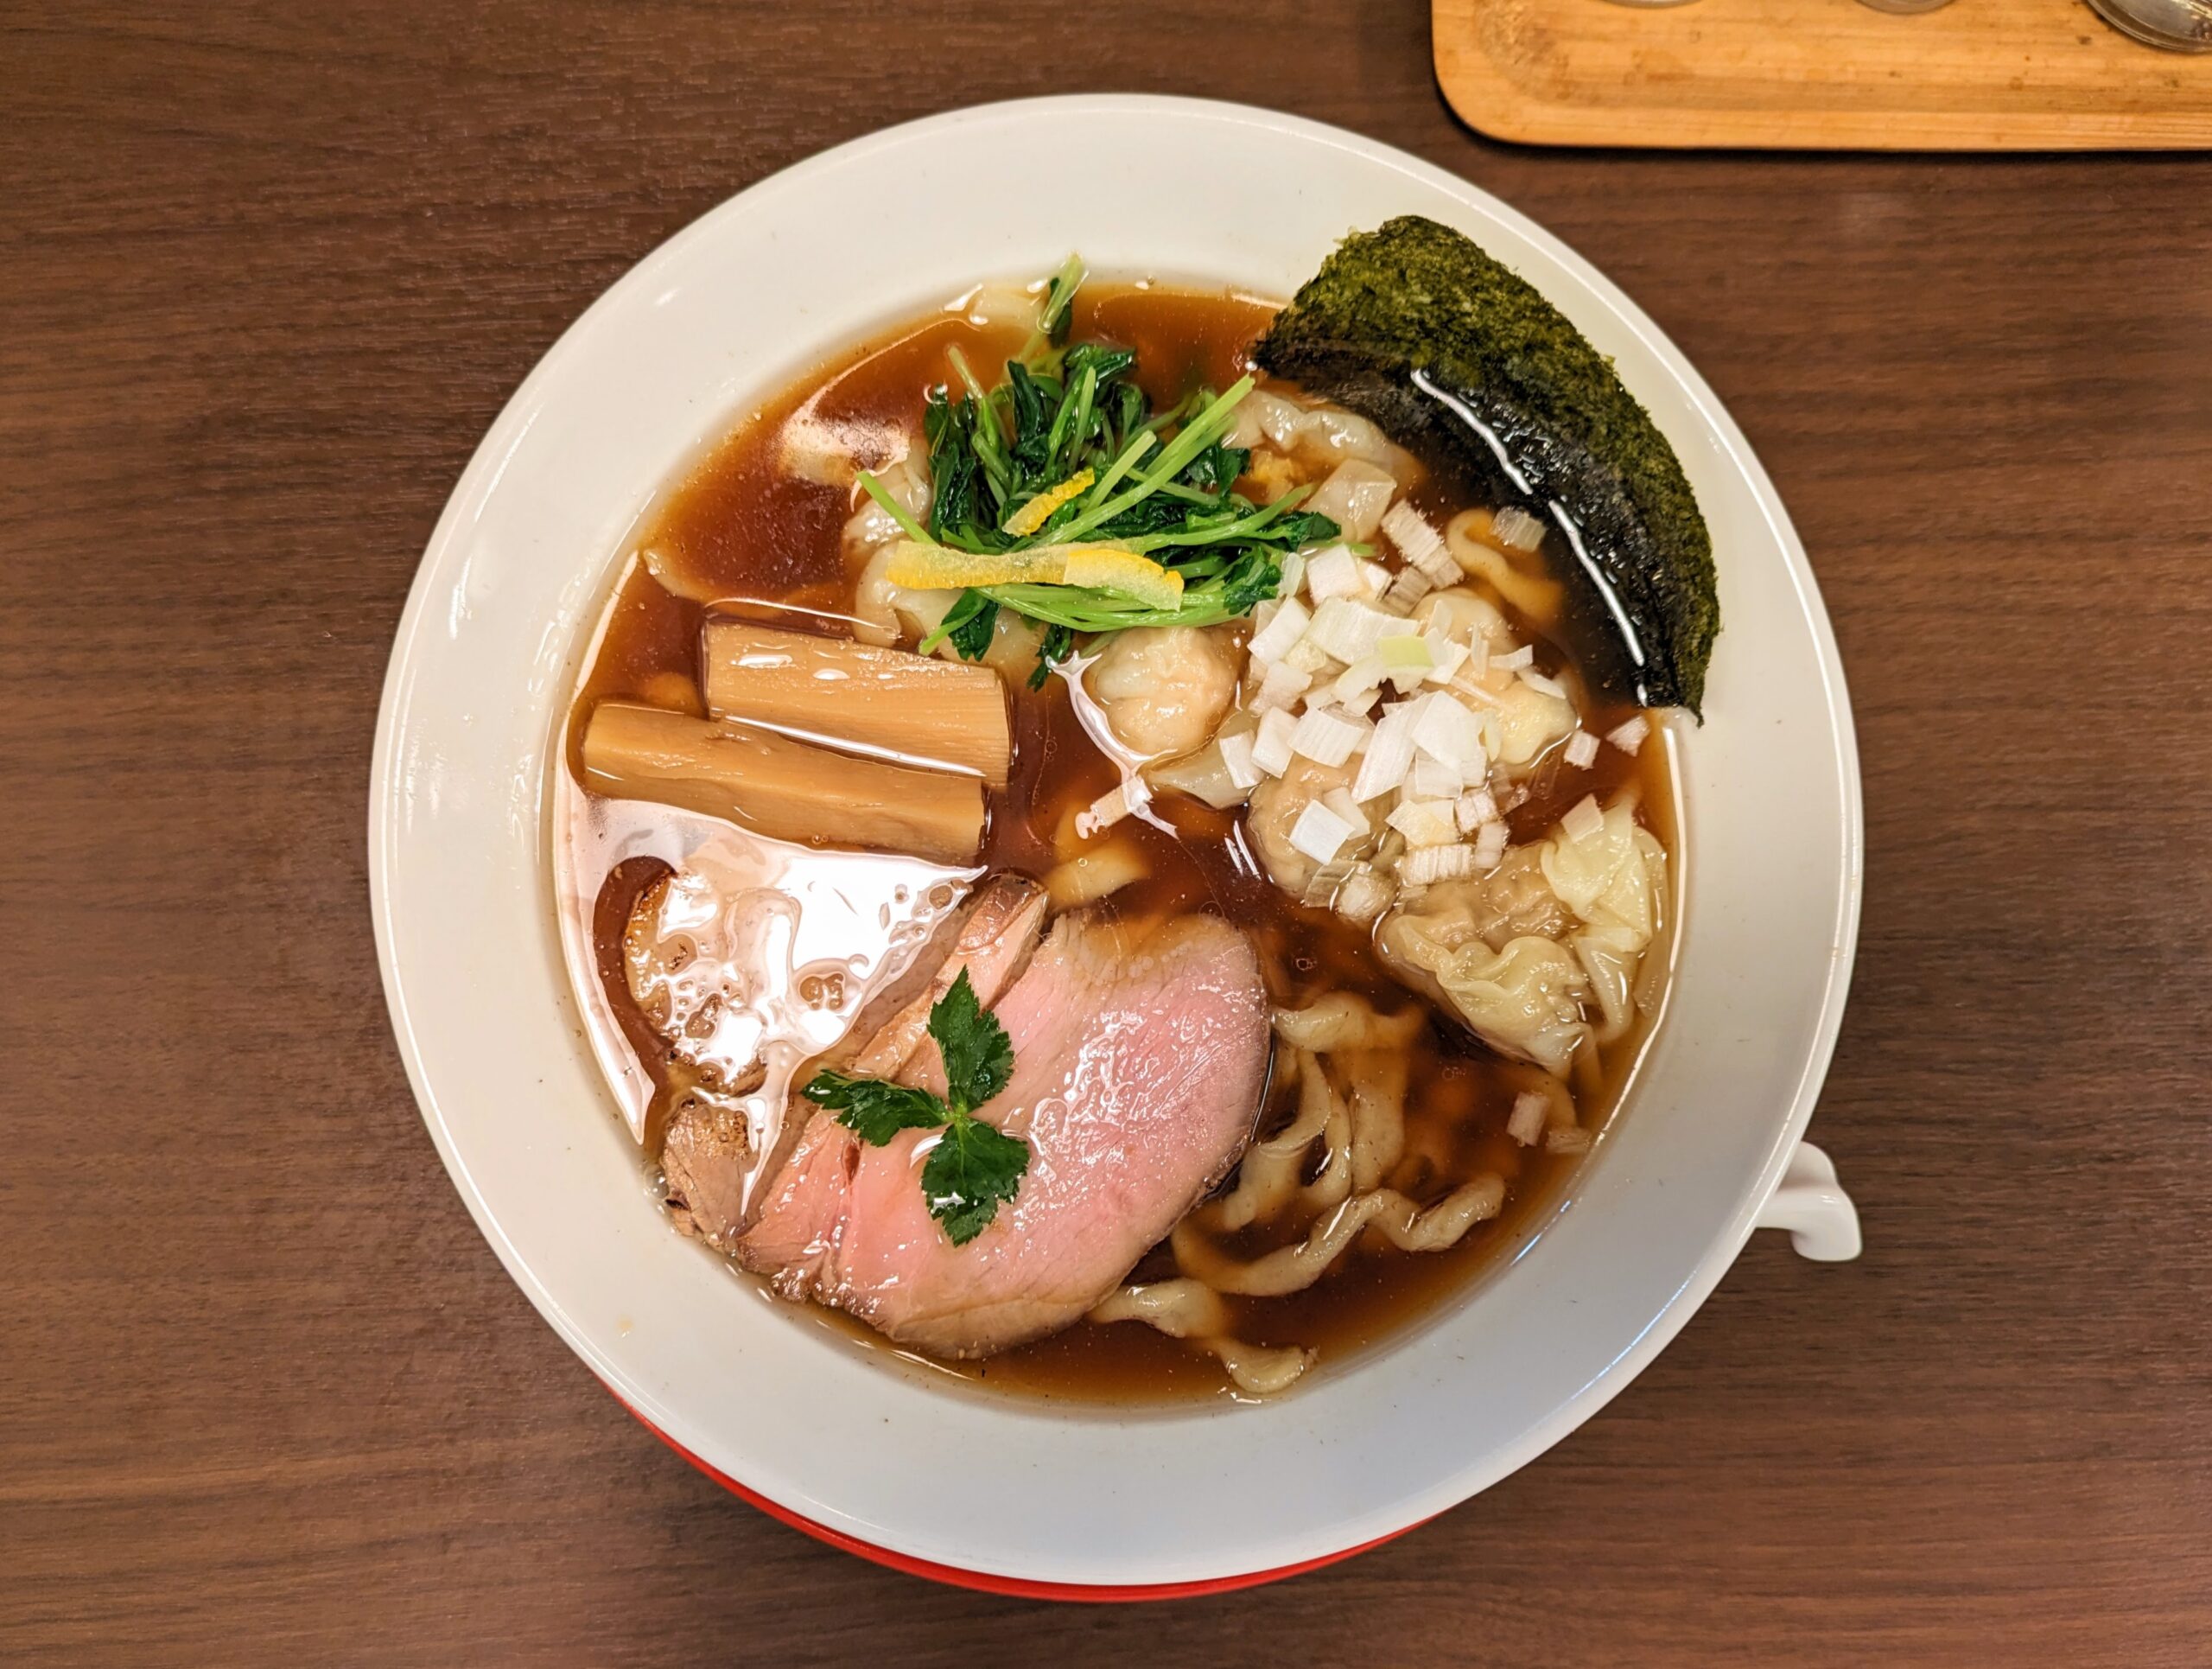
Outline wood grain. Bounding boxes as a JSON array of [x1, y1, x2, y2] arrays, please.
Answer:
[[3, 3, 2209, 1664], [1436, 0, 2212, 150]]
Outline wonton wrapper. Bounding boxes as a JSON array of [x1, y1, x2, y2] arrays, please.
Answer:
[[1379, 792, 1667, 1073], [1541, 797, 1669, 1042], [1246, 754, 1368, 896], [1087, 625, 1242, 761], [1375, 924, 1591, 1077], [1411, 589, 1577, 772]]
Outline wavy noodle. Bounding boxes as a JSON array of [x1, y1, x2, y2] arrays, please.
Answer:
[[1128, 995, 1498, 1392], [1173, 1177, 1505, 1298], [1344, 1048, 1408, 1194], [1271, 992, 1425, 1053], [1090, 1277, 1229, 1338], [1211, 1339, 1317, 1396], [1089, 1280, 1315, 1396], [1445, 509, 1565, 625], [1212, 1048, 1335, 1231], [1300, 1067, 1355, 1214]]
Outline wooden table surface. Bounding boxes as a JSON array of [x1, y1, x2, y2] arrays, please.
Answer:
[[4, 3, 2209, 1663]]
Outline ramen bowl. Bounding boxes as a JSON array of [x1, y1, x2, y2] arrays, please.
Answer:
[[370, 95, 1862, 1597]]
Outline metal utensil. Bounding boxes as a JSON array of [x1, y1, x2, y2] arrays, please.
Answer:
[[2089, 0, 2212, 50]]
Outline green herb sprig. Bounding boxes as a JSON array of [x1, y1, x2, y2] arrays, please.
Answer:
[[800, 970, 1028, 1246], [856, 256, 1341, 682]]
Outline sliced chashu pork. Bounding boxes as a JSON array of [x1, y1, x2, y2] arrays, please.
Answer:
[[662, 876, 1047, 1249], [738, 910, 1270, 1358], [839, 876, 1050, 1082]]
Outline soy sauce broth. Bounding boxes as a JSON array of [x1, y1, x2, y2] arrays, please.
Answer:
[[571, 282, 1680, 1403]]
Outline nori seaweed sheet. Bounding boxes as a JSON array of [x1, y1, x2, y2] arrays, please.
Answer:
[[1255, 216, 1718, 715]]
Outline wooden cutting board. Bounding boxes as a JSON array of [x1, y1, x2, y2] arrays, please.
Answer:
[[1434, 0, 2212, 149]]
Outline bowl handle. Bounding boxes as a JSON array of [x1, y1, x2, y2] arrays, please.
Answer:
[[1754, 1141, 1861, 1262]]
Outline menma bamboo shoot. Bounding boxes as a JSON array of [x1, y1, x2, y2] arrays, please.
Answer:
[[700, 620, 1012, 787], [581, 702, 985, 863]]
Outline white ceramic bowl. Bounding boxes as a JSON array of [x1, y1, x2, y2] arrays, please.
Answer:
[[371, 95, 1863, 1597]]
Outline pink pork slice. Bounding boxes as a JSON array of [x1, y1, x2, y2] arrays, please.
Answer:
[[662, 876, 1046, 1250], [737, 910, 1270, 1358]]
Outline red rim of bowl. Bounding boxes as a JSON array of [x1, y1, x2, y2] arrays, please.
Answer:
[[607, 1384, 1421, 1601]]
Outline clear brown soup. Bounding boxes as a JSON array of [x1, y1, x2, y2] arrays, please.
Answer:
[[571, 284, 1676, 1401]]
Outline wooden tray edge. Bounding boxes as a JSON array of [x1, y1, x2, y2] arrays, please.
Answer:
[[1432, 0, 2212, 151]]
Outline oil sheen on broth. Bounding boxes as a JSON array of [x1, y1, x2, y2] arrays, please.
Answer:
[[572, 283, 1677, 1402]]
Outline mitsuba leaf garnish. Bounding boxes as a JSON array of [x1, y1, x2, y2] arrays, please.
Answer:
[[796, 1073, 946, 1147], [1253, 215, 1718, 714], [920, 1116, 1028, 1249], [939, 589, 1000, 662], [855, 255, 1339, 684], [926, 959, 1014, 1110], [799, 968, 1028, 1247], [1026, 622, 1075, 691]]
